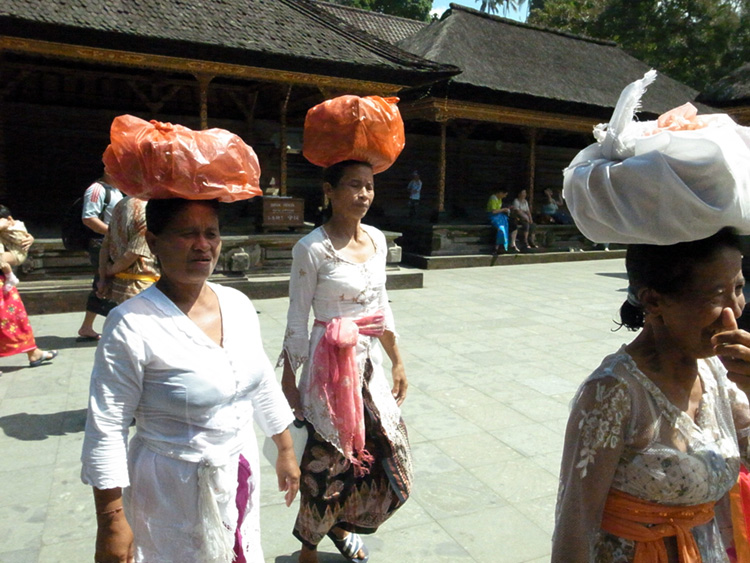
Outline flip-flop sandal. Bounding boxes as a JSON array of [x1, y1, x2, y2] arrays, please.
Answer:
[[29, 350, 58, 368], [327, 531, 369, 562]]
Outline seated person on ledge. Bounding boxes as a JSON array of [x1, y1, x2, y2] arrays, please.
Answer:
[[487, 188, 519, 253], [538, 188, 573, 225], [512, 189, 538, 248]]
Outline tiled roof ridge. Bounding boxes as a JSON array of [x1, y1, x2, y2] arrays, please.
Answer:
[[699, 62, 750, 104], [289, 0, 445, 70], [314, 0, 428, 26], [447, 2, 617, 47]]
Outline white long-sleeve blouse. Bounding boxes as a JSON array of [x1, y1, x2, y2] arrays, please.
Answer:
[[81, 283, 293, 562]]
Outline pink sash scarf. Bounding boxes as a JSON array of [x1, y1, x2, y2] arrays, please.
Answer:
[[312, 312, 385, 476]]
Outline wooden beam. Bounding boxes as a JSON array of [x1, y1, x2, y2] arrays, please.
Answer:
[[0, 36, 403, 95], [127, 81, 184, 115], [226, 90, 258, 124], [401, 97, 597, 134], [729, 106, 750, 126], [194, 73, 214, 129]]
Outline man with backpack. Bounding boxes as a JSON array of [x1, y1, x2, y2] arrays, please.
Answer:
[[76, 176, 123, 340]]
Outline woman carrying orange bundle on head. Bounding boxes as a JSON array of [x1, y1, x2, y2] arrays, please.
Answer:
[[81, 115, 299, 563], [280, 96, 412, 563]]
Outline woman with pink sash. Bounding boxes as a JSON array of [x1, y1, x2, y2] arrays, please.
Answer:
[[280, 159, 412, 563]]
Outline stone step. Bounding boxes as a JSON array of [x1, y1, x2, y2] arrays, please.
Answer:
[[18, 268, 424, 316], [402, 249, 625, 270]]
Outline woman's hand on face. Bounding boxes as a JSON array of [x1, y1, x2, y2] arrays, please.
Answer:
[[713, 308, 750, 392], [95, 512, 134, 563], [391, 364, 408, 406], [276, 449, 301, 507]]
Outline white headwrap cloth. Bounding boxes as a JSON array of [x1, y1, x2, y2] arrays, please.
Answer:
[[563, 70, 750, 245]]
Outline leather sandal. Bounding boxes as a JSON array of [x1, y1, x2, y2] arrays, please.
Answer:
[[327, 531, 369, 562]]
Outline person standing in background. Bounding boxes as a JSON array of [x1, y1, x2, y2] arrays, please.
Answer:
[[77, 176, 123, 340], [97, 196, 158, 305], [0, 204, 58, 368], [407, 170, 421, 218]]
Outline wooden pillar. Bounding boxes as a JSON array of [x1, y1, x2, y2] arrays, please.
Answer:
[[0, 107, 6, 200], [279, 85, 292, 196], [438, 120, 447, 213], [194, 73, 214, 129], [454, 123, 475, 213], [525, 128, 538, 211], [0, 69, 30, 199]]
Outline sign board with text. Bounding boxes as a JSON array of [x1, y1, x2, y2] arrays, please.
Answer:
[[262, 197, 305, 230]]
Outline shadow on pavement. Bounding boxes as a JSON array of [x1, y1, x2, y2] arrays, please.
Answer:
[[0, 408, 87, 440], [35, 335, 99, 350], [595, 272, 628, 280], [275, 551, 342, 562]]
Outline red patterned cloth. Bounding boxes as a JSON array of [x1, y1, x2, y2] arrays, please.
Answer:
[[729, 466, 750, 562], [0, 280, 36, 357]]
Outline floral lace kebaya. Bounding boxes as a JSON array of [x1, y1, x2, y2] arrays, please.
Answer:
[[554, 346, 750, 562], [278, 225, 401, 455]]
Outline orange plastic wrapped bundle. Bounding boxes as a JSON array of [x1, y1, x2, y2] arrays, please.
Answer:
[[103, 114, 261, 202], [303, 95, 405, 173]]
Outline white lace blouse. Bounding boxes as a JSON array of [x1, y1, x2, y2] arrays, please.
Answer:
[[553, 346, 750, 562], [279, 225, 402, 453]]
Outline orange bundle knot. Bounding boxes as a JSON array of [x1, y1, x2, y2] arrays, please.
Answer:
[[302, 95, 405, 174], [103, 114, 261, 202]]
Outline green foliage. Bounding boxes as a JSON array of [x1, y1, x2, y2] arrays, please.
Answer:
[[528, 0, 747, 90], [475, 0, 528, 14], [327, 0, 432, 21]]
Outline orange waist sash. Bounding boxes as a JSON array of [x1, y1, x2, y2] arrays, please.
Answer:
[[601, 488, 716, 563], [114, 272, 160, 282]]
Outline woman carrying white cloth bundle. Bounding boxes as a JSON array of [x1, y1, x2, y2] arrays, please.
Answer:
[[554, 71, 750, 562]]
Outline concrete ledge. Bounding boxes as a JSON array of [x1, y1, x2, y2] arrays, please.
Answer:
[[19, 268, 424, 316], [402, 249, 625, 270], [22, 231, 404, 281]]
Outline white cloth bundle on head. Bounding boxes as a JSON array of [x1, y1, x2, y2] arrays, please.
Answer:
[[563, 70, 750, 245]]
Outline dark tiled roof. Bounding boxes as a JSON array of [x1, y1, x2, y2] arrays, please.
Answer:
[[315, 1, 428, 45], [398, 4, 704, 116], [0, 0, 457, 86], [699, 63, 750, 107]]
